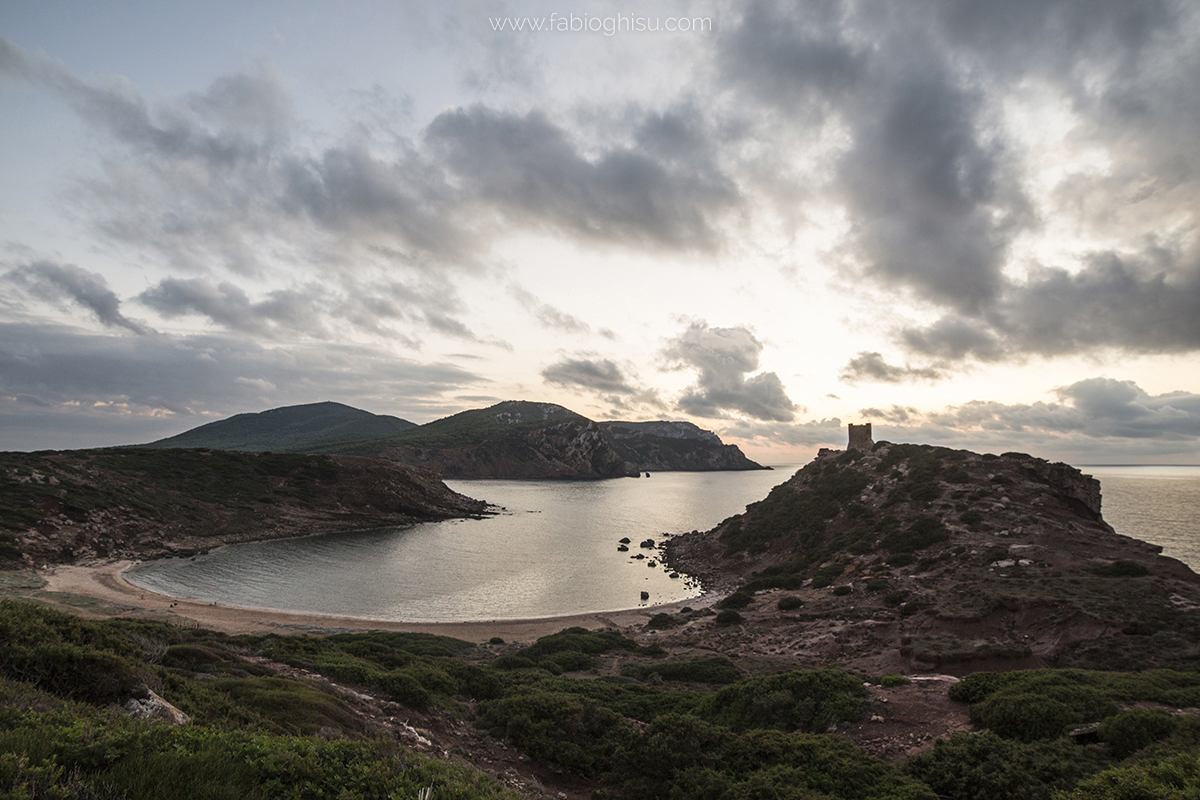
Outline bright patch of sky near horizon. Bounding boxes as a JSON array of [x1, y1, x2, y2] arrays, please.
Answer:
[[2, 0, 1199, 465]]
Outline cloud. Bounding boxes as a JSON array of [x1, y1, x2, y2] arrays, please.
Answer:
[[913, 378, 1200, 442], [0, 321, 486, 449], [509, 285, 590, 335], [425, 104, 739, 251], [839, 351, 943, 383], [541, 357, 635, 395], [4, 260, 150, 335], [715, 1, 1200, 363], [138, 277, 325, 338], [662, 321, 798, 421], [540, 355, 664, 411], [902, 251, 1200, 361]]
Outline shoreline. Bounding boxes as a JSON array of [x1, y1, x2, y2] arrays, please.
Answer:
[[33, 560, 717, 643]]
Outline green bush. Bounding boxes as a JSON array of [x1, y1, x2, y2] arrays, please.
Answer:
[[714, 610, 744, 626], [907, 732, 1106, 800], [880, 675, 909, 687], [884, 590, 908, 607], [776, 596, 804, 611], [700, 670, 866, 733], [832, 585, 852, 596], [623, 658, 743, 685], [1099, 709, 1181, 759], [1056, 751, 1200, 800], [717, 592, 755, 610]]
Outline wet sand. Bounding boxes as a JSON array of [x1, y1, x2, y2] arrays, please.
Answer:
[[35, 560, 711, 644]]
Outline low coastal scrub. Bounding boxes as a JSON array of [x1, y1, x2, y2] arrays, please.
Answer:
[[7, 600, 1200, 798]]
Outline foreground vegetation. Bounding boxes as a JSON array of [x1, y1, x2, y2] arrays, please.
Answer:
[[2, 598, 1200, 799]]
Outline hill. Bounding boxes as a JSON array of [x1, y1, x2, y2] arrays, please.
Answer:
[[599, 420, 766, 472], [664, 440, 1200, 675], [148, 401, 417, 452], [0, 447, 485, 565], [152, 400, 767, 479]]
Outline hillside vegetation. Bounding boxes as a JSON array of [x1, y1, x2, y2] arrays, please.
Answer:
[[148, 400, 766, 479], [666, 441, 1200, 673], [0, 448, 485, 566], [3, 599, 1200, 799]]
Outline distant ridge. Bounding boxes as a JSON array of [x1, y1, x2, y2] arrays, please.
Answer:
[[151, 399, 766, 479], [148, 401, 417, 452]]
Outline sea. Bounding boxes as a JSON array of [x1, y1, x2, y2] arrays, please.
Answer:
[[124, 464, 1200, 623]]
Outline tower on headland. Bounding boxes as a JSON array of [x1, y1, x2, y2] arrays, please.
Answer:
[[848, 423, 874, 452]]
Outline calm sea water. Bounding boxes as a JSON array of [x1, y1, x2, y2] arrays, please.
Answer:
[[125, 463, 1200, 623], [125, 467, 799, 623], [1084, 466, 1200, 570]]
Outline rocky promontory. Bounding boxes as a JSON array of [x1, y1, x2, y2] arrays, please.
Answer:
[[664, 441, 1200, 674], [1, 448, 486, 566]]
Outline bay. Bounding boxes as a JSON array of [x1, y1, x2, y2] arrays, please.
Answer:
[[125, 463, 1200, 623], [125, 467, 799, 623]]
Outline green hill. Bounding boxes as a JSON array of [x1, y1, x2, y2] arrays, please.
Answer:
[[150, 400, 765, 479], [148, 401, 416, 452]]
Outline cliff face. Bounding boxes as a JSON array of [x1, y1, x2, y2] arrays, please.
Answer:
[[599, 422, 766, 472], [664, 441, 1200, 674], [1, 448, 486, 565], [380, 419, 639, 479]]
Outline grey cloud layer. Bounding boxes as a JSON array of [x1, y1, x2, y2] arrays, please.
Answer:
[[0, 321, 484, 449], [860, 377, 1200, 442], [720, 0, 1200, 367], [5, 261, 148, 335]]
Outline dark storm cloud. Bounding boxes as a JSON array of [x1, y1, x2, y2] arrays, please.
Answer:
[[425, 105, 739, 251], [720, 1, 1023, 312], [839, 351, 943, 384], [662, 321, 798, 422], [717, 0, 1200, 360], [903, 251, 1200, 360], [0, 321, 485, 449], [4, 260, 148, 334]]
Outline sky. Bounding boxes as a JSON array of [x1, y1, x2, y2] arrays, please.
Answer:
[[1, 0, 1199, 466]]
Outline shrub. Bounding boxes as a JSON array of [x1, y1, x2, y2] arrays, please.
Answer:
[[1099, 709, 1181, 759], [646, 613, 678, 630], [701, 670, 866, 732], [833, 585, 852, 596], [718, 592, 755, 610], [866, 579, 889, 592], [1092, 560, 1150, 578], [623, 657, 743, 685], [907, 732, 1106, 800], [776, 596, 804, 611], [714, 610, 744, 626], [880, 675, 909, 687], [884, 590, 908, 607], [489, 636, 505, 644]]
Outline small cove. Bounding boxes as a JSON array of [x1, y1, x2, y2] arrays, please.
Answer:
[[124, 463, 1200, 623], [125, 467, 798, 623]]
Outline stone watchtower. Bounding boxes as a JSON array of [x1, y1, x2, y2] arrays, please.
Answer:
[[847, 423, 874, 452]]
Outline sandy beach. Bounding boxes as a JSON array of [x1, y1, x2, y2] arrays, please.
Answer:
[[34, 560, 709, 644]]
